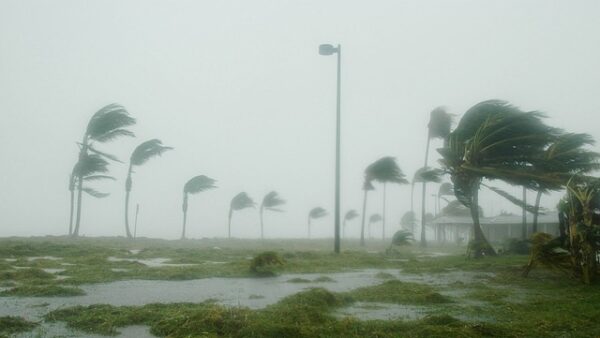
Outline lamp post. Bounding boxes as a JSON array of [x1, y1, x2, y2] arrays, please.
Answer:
[[319, 43, 341, 254]]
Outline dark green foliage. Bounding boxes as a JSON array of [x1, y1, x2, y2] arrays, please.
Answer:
[[0, 316, 38, 336], [348, 280, 451, 305], [0, 284, 85, 297], [427, 106, 453, 140], [261, 191, 285, 212], [249, 251, 284, 276], [130, 139, 173, 166], [391, 230, 414, 246], [368, 214, 382, 224], [344, 210, 359, 221], [365, 157, 408, 184], [503, 238, 530, 255], [85, 104, 136, 141]]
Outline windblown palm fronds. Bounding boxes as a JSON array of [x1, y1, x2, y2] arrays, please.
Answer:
[[124, 139, 173, 238], [259, 191, 286, 239], [307, 207, 327, 238], [181, 175, 217, 239], [228, 192, 256, 239], [342, 209, 359, 239]]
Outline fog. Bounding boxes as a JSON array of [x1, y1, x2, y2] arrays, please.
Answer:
[[1, 0, 599, 239]]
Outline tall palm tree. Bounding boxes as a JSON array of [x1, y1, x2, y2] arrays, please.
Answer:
[[365, 157, 408, 240], [71, 104, 136, 237], [412, 167, 442, 246], [125, 139, 173, 238], [343, 209, 359, 238], [308, 207, 327, 238], [359, 179, 374, 246], [368, 213, 382, 239], [229, 192, 255, 239], [400, 211, 416, 233], [259, 191, 286, 240], [437, 182, 454, 213], [68, 154, 114, 235], [181, 175, 217, 239], [531, 133, 600, 233], [420, 107, 453, 247], [438, 100, 559, 257]]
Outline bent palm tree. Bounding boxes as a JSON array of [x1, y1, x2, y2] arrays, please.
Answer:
[[181, 175, 217, 239], [365, 157, 408, 240], [343, 209, 359, 238], [400, 211, 416, 233], [308, 207, 327, 238], [71, 104, 135, 237], [259, 191, 286, 240], [439, 100, 559, 257], [359, 179, 375, 246], [413, 167, 442, 246], [125, 139, 173, 238], [229, 192, 255, 239], [69, 154, 114, 235], [437, 183, 454, 211], [368, 213, 382, 239]]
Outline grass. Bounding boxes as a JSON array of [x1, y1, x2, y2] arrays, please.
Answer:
[[0, 316, 38, 336], [3, 237, 600, 337], [0, 284, 84, 297]]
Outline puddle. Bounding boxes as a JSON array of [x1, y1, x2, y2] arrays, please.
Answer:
[[336, 302, 427, 321], [5, 258, 18, 262], [107, 257, 197, 268], [27, 256, 62, 261], [111, 268, 129, 272], [41, 268, 66, 274], [128, 249, 142, 255]]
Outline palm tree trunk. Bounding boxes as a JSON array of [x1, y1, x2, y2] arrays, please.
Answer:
[[260, 206, 264, 240], [382, 183, 386, 241], [228, 208, 233, 239], [532, 190, 542, 234], [73, 139, 88, 237], [342, 219, 346, 239], [420, 134, 431, 247], [307, 217, 311, 239], [124, 165, 133, 238], [68, 184, 75, 236], [410, 183, 415, 213], [181, 192, 188, 240], [470, 180, 496, 257], [521, 187, 527, 239], [360, 189, 368, 246]]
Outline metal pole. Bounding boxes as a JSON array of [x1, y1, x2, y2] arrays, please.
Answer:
[[334, 44, 341, 254]]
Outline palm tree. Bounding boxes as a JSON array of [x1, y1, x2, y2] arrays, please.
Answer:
[[229, 192, 255, 239], [259, 191, 286, 240], [68, 154, 114, 235], [438, 100, 559, 257], [420, 107, 452, 247], [530, 133, 600, 233], [343, 209, 359, 238], [368, 213, 382, 239], [308, 207, 327, 238], [71, 104, 136, 237], [124, 139, 173, 238], [181, 175, 217, 239], [359, 179, 374, 246], [413, 167, 442, 246], [400, 211, 416, 234], [364, 157, 408, 240]]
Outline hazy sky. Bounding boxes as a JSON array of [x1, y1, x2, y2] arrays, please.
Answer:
[[1, 0, 599, 239]]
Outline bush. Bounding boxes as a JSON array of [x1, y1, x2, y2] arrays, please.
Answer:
[[249, 251, 284, 276]]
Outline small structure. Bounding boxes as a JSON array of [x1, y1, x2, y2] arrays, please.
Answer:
[[429, 213, 560, 243]]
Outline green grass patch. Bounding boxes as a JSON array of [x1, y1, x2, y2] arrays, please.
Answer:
[[0, 316, 38, 336], [0, 284, 84, 297], [348, 280, 451, 305]]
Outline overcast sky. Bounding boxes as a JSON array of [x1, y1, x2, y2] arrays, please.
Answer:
[[1, 0, 599, 239]]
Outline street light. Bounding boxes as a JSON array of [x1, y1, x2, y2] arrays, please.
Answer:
[[319, 43, 342, 254]]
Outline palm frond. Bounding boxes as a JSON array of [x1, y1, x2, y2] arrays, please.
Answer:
[[309, 207, 327, 219], [391, 230, 414, 246], [483, 184, 540, 214], [440, 200, 483, 217], [262, 191, 286, 210], [365, 157, 408, 184], [184, 175, 217, 194], [369, 214, 382, 223], [87, 145, 122, 163], [412, 167, 443, 184], [83, 175, 115, 181], [130, 139, 173, 166], [400, 211, 416, 226], [344, 209, 359, 221], [428, 106, 453, 139], [94, 129, 135, 143], [438, 182, 454, 196], [72, 154, 110, 177], [363, 179, 375, 191], [231, 192, 255, 211], [86, 104, 136, 142], [82, 187, 110, 198]]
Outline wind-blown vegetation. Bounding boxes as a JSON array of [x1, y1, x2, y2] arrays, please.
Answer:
[[307, 207, 327, 238], [181, 175, 217, 239], [259, 191, 286, 240], [228, 192, 255, 239]]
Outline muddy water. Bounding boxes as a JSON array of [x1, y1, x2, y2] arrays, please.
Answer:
[[3, 269, 495, 337]]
